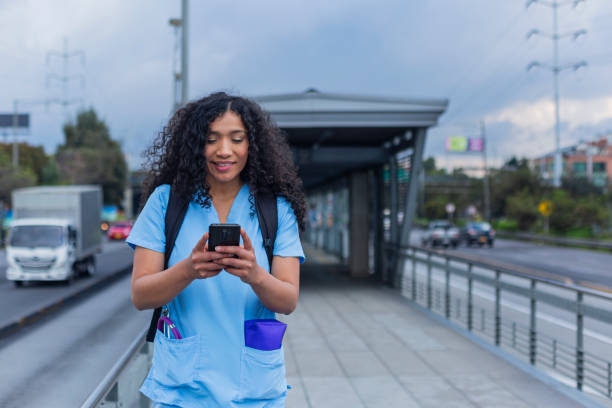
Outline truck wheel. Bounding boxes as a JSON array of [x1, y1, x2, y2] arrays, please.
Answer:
[[13, 280, 23, 288], [85, 257, 96, 276]]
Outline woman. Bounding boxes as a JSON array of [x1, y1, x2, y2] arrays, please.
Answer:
[[127, 92, 306, 407]]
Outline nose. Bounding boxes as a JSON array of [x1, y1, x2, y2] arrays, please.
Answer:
[[216, 138, 232, 157]]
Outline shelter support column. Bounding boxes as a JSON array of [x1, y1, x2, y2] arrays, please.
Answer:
[[349, 170, 370, 277], [394, 128, 426, 286]]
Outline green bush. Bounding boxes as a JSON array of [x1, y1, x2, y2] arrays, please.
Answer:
[[492, 218, 518, 232]]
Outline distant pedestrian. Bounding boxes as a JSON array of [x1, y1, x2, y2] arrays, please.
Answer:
[[127, 92, 306, 407]]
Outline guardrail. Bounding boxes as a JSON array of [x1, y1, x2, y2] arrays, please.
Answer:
[[80, 328, 150, 408], [386, 244, 612, 400], [498, 231, 612, 252]]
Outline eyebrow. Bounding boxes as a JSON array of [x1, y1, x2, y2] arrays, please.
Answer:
[[208, 129, 246, 136]]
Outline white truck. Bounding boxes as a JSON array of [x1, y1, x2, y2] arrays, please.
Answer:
[[6, 185, 103, 286]]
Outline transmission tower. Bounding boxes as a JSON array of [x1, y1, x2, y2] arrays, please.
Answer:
[[526, 0, 587, 188], [46, 37, 86, 116]]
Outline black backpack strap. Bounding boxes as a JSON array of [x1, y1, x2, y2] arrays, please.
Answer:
[[255, 192, 278, 269], [146, 188, 189, 343]]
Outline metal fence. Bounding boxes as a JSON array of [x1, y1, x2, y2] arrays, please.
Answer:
[[387, 244, 612, 400]]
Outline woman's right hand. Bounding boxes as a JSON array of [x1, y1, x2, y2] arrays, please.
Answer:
[[189, 232, 226, 279]]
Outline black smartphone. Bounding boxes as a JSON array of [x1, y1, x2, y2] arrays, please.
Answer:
[[208, 223, 241, 252]]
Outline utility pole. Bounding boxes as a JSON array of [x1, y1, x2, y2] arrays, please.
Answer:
[[181, 0, 189, 105], [169, 0, 189, 111], [526, 0, 587, 188], [481, 120, 491, 221], [46, 38, 85, 116]]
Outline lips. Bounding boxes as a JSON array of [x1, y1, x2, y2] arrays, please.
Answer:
[[212, 161, 235, 172]]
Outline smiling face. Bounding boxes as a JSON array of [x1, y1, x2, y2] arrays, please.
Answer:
[[204, 110, 249, 189]]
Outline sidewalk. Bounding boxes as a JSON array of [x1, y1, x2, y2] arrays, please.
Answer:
[[279, 246, 596, 408]]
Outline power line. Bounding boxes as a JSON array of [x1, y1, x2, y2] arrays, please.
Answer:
[[445, 7, 526, 101]]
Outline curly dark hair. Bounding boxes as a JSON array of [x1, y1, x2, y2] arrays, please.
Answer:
[[141, 92, 306, 231]]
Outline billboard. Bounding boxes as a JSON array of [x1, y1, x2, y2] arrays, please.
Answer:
[[0, 114, 29, 128], [446, 136, 484, 152]]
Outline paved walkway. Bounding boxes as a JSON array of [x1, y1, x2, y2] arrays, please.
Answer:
[[280, 246, 598, 408]]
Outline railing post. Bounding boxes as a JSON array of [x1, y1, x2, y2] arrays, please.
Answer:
[[608, 363, 612, 398], [427, 252, 432, 310], [481, 309, 486, 332], [512, 322, 516, 348], [445, 257, 451, 319], [467, 263, 473, 331], [529, 279, 537, 365], [495, 270, 501, 346], [553, 340, 557, 369], [576, 291, 584, 391], [411, 248, 417, 301]]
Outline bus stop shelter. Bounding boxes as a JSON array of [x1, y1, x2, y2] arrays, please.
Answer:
[[255, 89, 448, 283]]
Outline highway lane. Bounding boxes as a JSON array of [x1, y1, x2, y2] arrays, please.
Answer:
[[410, 231, 612, 290], [0, 274, 150, 408], [0, 240, 133, 332]]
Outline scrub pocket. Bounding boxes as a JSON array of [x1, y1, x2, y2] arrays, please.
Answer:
[[151, 333, 200, 387], [233, 346, 287, 401]]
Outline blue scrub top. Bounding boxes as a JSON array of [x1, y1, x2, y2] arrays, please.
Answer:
[[127, 184, 304, 408]]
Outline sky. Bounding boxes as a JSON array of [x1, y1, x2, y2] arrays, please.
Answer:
[[1, 0, 612, 172]]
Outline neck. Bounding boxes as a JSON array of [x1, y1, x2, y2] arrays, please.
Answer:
[[208, 178, 243, 201]]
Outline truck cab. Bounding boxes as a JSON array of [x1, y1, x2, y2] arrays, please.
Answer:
[[6, 218, 87, 285]]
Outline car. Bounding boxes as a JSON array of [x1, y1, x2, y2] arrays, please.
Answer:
[[421, 220, 459, 249], [107, 221, 133, 240], [461, 221, 495, 247]]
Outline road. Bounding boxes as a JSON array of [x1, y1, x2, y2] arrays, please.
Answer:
[[0, 274, 149, 408], [410, 231, 612, 290], [0, 239, 133, 332]]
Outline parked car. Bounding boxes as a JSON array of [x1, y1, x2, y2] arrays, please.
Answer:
[[107, 221, 133, 241], [461, 221, 495, 247], [421, 220, 459, 249]]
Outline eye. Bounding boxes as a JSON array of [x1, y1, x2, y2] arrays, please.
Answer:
[[206, 136, 217, 144], [231, 137, 245, 143]]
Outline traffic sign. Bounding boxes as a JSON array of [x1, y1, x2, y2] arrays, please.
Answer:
[[445, 203, 456, 214], [538, 200, 552, 217]]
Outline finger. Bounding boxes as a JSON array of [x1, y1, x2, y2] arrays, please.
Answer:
[[194, 233, 209, 252], [216, 257, 249, 269], [198, 269, 222, 279], [241, 228, 253, 250], [215, 245, 240, 255], [223, 266, 246, 279]]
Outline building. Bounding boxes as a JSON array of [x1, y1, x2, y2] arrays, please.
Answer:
[[532, 135, 612, 188]]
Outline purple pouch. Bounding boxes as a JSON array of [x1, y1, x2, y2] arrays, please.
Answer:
[[244, 319, 287, 350]]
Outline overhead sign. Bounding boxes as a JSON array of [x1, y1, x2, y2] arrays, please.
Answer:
[[468, 138, 484, 152], [446, 136, 468, 152], [0, 113, 29, 128], [446, 136, 484, 152], [538, 200, 552, 217]]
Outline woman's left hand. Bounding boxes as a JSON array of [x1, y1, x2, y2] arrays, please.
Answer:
[[215, 228, 265, 285]]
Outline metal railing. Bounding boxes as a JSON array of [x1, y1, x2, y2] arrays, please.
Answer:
[[80, 328, 151, 408], [387, 244, 612, 400]]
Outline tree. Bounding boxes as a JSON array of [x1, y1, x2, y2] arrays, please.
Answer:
[[505, 189, 539, 231], [0, 142, 50, 183], [56, 109, 127, 205], [489, 158, 543, 218], [0, 150, 36, 204]]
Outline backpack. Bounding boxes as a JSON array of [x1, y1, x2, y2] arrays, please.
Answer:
[[145, 188, 278, 342]]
